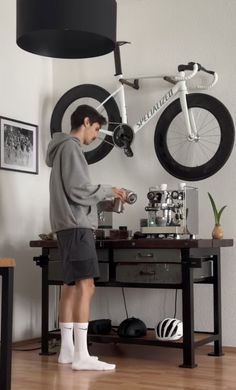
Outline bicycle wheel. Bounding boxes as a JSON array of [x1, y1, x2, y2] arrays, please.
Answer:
[[154, 93, 235, 181], [50, 84, 121, 164]]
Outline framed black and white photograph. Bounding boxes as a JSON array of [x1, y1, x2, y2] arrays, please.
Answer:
[[0, 116, 38, 174]]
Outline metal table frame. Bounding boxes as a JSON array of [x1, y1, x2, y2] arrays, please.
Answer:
[[0, 259, 15, 390], [30, 238, 233, 368]]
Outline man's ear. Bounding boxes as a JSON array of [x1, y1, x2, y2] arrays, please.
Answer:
[[84, 117, 91, 127]]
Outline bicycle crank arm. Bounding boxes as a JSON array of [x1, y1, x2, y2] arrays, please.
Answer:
[[123, 142, 133, 157], [113, 124, 135, 158]]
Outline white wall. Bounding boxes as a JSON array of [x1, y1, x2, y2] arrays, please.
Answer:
[[0, 0, 53, 340], [52, 0, 236, 347], [1, 0, 236, 347]]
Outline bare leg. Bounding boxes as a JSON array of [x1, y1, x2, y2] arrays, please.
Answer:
[[73, 278, 95, 323], [59, 284, 77, 322]]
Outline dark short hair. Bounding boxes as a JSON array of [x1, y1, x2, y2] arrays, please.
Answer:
[[70, 104, 106, 130]]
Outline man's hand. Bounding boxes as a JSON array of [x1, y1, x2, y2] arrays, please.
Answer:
[[112, 187, 127, 201]]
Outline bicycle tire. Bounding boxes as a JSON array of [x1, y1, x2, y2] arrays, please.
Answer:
[[154, 93, 235, 181], [50, 84, 121, 164]]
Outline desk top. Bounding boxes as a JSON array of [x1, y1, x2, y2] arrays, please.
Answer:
[[0, 258, 16, 267], [30, 238, 233, 249]]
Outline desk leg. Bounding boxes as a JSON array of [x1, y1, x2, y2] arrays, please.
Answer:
[[208, 250, 224, 357], [179, 249, 197, 368], [0, 268, 14, 390], [40, 262, 50, 355], [40, 260, 55, 356]]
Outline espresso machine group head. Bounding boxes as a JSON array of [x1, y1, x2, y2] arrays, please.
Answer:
[[141, 183, 198, 238]]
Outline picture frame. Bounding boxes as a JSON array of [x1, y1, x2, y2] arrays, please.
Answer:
[[0, 116, 38, 174]]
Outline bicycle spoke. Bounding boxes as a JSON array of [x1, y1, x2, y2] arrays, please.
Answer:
[[97, 136, 114, 146], [198, 139, 218, 153], [199, 138, 219, 147], [202, 133, 221, 137], [196, 141, 214, 162], [198, 110, 211, 131], [200, 126, 220, 136], [169, 139, 191, 155], [173, 116, 187, 135]]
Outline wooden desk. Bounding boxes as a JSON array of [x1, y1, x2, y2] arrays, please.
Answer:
[[30, 238, 233, 368], [0, 258, 16, 390]]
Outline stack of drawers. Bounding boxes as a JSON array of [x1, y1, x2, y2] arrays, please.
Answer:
[[47, 248, 213, 284], [114, 249, 212, 284]]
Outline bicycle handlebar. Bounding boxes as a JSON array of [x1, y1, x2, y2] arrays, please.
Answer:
[[178, 62, 214, 75], [175, 62, 218, 89], [174, 63, 199, 81]]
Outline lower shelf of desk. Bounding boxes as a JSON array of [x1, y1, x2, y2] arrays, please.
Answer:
[[48, 329, 218, 349], [88, 330, 218, 348]]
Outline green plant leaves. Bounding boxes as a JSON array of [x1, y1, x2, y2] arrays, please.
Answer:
[[218, 205, 227, 223], [208, 192, 227, 224]]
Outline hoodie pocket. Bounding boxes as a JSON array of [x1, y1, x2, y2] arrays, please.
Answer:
[[70, 203, 91, 222]]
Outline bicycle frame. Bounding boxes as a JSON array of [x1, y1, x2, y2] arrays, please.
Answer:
[[97, 44, 218, 142], [98, 72, 199, 140]]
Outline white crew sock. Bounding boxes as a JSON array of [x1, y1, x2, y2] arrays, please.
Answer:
[[73, 322, 90, 361], [58, 322, 98, 364], [58, 322, 74, 364], [72, 322, 116, 371]]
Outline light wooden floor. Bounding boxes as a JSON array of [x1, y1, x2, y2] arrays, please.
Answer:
[[11, 343, 236, 390]]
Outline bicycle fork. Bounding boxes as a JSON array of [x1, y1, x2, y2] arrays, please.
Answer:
[[179, 82, 198, 140]]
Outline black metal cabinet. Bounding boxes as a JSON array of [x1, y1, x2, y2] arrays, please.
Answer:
[[30, 238, 233, 368]]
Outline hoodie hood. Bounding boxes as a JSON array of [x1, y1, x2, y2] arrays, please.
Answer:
[[46, 133, 81, 167]]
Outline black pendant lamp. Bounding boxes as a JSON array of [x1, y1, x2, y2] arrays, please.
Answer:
[[16, 0, 117, 59]]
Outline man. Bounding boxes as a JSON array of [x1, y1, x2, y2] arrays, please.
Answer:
[[46, 105, 126, 371]]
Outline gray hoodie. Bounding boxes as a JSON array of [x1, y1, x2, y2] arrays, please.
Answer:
[[46, 133, 113, 232]]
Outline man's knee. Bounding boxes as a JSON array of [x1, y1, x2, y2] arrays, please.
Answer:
[[76, 278, 95, 297], [61, 284, 76, 300]]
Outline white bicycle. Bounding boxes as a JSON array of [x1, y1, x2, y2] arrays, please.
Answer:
[[50, 42, 235, 181]]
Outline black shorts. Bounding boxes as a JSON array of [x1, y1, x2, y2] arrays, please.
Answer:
[[57, 228, 100, 285]]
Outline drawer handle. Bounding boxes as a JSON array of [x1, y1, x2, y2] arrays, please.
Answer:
[[139, 270, 155, 276], [137, 253, 154, 258]]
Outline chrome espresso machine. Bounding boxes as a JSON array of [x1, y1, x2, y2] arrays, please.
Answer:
[[141, 184, 198, 238]]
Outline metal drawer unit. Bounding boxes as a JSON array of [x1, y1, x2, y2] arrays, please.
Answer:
[[113, 248, 212, 284], [113, 248, 181, 263], [116, 260, 213, 284]]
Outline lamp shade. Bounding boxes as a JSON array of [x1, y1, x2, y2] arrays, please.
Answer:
[[16, 0, 117, 58]]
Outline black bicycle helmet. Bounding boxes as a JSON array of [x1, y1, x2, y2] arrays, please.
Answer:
[[118, 317, 147, 338]]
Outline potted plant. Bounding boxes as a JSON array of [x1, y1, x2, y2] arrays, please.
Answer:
[[208, 192, 227, 239]]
